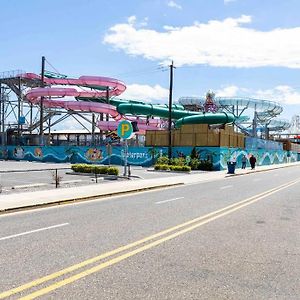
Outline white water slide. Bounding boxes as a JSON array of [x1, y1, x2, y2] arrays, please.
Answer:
[[179, 96, 290, 131]]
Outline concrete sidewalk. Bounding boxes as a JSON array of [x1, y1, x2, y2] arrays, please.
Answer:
[[0, 161, 71, 172], [0, 162, 299, 212]]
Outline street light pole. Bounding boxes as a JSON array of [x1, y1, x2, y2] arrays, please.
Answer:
[[168, 61, 175, 160]]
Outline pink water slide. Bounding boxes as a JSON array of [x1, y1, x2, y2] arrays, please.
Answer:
[[22, 73, 162, 133]]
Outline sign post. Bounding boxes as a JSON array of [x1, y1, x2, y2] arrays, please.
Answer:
[[117, 121, 133, 177], [124, 139, 128, 176], [106, 143, 112, 165]]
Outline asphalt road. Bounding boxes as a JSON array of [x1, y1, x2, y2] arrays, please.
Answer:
[[0, 166, 299, 299]]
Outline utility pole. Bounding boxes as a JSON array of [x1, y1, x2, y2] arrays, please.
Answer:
[[168, 61, 175, 160], [39, 56, 46, 145]]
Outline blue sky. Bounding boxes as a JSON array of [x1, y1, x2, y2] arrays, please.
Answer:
[[1, 0, 300, 122]]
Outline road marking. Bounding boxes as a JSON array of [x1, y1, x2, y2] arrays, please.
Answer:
[[220, 185, 232, 190], [0, 184, 183, 219], [1, 178, 300, 299], [16, 177, 300, 300], [155, 197, 184, 204], [253, 178, 262, 182], [0, 223, 69, 242]]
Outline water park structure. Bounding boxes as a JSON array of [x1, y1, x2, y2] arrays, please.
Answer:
[[0, 59, 299, 170]]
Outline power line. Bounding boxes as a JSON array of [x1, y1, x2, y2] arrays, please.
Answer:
[[112, 66, 158, 77], [111, 65, 168, 79], [45, 59, 62, 75]]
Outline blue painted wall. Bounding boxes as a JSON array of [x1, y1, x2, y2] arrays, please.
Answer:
[[0, 145, 296, 170]]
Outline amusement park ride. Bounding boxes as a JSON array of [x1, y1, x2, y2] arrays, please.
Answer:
[[0, 58, 297, 148]]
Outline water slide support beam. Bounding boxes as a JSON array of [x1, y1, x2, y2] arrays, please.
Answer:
[[0, 84, 4, 147], [17, 76, 21, 144], [92, 113, 95, 146], [29, 103, 33, 134], [39, 56, 46, 145], [252, 104, 257, 137]]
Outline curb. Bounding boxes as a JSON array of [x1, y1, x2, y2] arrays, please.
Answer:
[[225, 163, 299, 177], [67, 172, 120, 180], [147, 169, 191, 174], [67, 172, 143, 180], [0, 182, 184, 214], [11, 183, 49, 190]]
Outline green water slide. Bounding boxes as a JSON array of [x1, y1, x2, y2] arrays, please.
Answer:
[[76, 97, 184, 110], [117, 103, 235, 127], [110, 99, 184, 110], [175, 113, 235, 127], [117, 103, 198, 119]]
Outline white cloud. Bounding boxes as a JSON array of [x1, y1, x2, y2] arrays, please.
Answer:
[[127, 15, 137, 25], [224, 0, 237, 4], [255, 86, 300, 105], [167, 1, 182, 10], [53, 115, 92, 131], [121, 83, 169, 103], [139, 17, 149, 27], [104, 15, 300, 68], [215, 84, 300, 105], [216, 85, 240, 97], [126, 15, 148, 27]]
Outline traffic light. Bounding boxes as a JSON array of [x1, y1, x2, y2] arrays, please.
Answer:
[[131, 121, 139, 132]]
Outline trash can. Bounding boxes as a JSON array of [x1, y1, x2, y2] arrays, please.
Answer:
[[227, 161, 236, 174]]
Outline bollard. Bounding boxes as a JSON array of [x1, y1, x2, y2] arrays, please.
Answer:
[[55, 169, 58, 188]]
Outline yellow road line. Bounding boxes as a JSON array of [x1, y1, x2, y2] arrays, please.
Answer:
[[0, 178, 299, 299], [19, 178, 300, 300]]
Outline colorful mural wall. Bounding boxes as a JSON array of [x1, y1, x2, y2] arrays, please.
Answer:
[[0, 145, 297, 171]]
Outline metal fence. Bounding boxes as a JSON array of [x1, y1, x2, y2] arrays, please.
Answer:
[[0, 70, 25, 79]]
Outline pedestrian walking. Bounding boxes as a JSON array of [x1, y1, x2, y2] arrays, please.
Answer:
[[287, 151, 291, 163], [249, 154, 256, 170], [241, 154, 247, 169]]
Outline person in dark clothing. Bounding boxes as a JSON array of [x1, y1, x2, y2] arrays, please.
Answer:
[[241, 155, 247, 169], [249, 155, 256, 170]]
